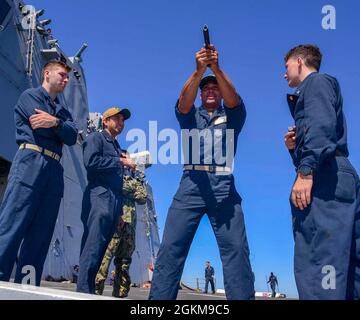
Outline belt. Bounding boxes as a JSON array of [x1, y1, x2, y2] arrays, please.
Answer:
[[183, 165, 232, 173], [19, 143, 61, 162]]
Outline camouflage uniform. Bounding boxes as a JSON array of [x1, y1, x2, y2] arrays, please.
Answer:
[[95, 170, 147, 297]]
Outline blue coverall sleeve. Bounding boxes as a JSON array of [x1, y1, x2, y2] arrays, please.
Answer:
[[16, 90, 78, 144], [53, 108, 78, 146], [16, 90, 41, 119], [175, 100, 197, 129], [299, 75, 338, 173], [15, 91, 50, 139], [83, 133, 122, 173], [15, 91, 54, 139], [224, 96, 247, 133]]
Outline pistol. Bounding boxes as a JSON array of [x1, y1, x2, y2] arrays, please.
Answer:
[[203, 25, 210, 49], [203, 25, 211, 67]]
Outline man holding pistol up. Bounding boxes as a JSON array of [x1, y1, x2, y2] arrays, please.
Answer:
[[149, 40, 255, 300]]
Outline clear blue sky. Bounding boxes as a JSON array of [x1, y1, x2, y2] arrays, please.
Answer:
[[30, 0, 360, 298]]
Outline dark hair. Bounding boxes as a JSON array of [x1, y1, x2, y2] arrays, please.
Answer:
[[41, 60, 71, 82], [284, 44, 322, 71]]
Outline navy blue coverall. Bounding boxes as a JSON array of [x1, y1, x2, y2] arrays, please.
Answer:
[[267, 273, 278, 297], [287, 72, 360, 299], [77, 130, 123, 294], [0, 86, 77, 285], [205, 265, 215, 293], [149, 100, 255, 300]]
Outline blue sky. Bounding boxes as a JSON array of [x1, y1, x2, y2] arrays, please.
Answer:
[[30, 0, 360, 298]]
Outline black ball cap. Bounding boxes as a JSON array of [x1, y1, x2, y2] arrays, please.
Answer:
[[199, 75, 218, 90]]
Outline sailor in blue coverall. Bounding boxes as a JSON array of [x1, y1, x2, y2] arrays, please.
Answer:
[[0, 60, 78, 286], [77, 107, 134, 294], [149, 45, 255, 300], [284, 45, 360, 299]]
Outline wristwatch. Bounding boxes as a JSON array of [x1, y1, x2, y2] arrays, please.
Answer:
[[298, 165, 313, 176], [54, 118, 63, 129]]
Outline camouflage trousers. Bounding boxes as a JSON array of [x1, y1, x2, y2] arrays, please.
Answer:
[[95, 222, 135, 297]]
